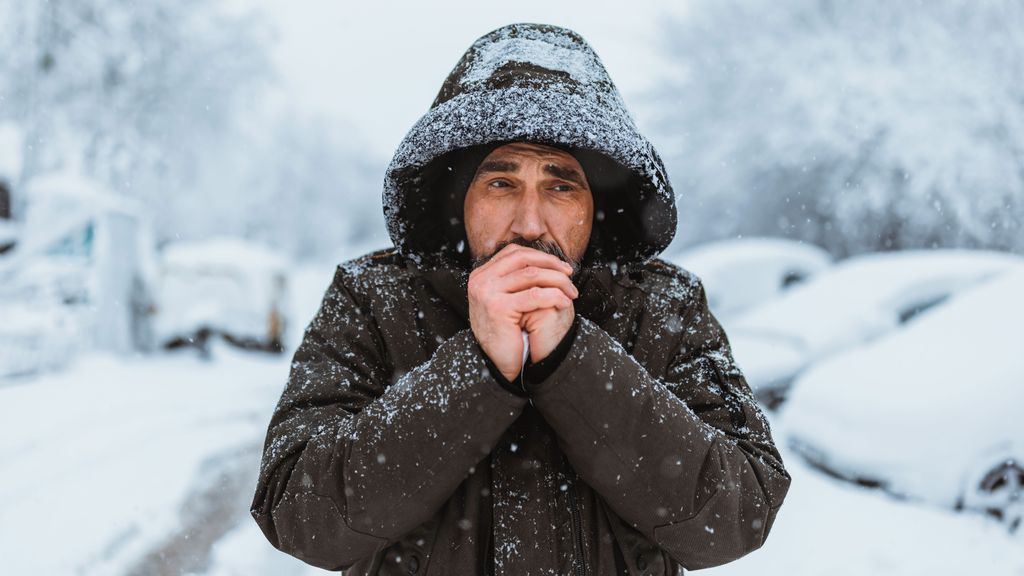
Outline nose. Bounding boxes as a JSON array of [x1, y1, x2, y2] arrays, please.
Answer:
[[509, 186, 546, 241]]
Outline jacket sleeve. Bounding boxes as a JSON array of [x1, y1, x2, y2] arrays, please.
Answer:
[[526, 276, 791, 570], [250, 265, 529, 571]]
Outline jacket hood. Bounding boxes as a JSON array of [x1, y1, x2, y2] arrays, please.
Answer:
[[382, 22, 677, 269]]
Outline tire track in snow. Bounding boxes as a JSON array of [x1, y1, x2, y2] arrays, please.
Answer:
[[124, 442, 260, 576]]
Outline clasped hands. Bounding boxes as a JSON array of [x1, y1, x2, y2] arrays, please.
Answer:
[[468, 243, 578, 383]]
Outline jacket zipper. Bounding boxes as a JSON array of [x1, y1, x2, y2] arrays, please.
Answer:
[[568, 483, 588, 576]]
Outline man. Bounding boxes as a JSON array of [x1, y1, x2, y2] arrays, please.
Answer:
[[251, 23, 790, 575]]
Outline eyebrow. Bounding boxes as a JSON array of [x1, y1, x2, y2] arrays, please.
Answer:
[[544, 163, 586, 187], [476, 160, 519, 176], [475, 159, 587, 187]]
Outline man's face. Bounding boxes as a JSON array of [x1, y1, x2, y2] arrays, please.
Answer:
[[463, 142, 594, 272]]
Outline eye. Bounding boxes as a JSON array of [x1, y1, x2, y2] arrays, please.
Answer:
[[488, 179, 511, 188], [551, 183, 574, 192]]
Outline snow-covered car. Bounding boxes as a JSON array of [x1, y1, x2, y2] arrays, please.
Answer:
[[781, 268, 1024, 531], [153, 237, 288, 354], [669, 237, 833, 321], [727, 249, 1024, 406], [0, 173, 158, 379], [0, 218, 18, 254]]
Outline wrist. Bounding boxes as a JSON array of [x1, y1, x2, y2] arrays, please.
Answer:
[[481, 346, 527, 398]]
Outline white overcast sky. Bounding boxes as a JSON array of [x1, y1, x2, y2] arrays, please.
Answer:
[[247, 0, 691, 158]]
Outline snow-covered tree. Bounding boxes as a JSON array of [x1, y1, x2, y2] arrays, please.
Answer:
[[649, 0, 1024, 257], [0, 1, 386, 261], [226, 114, 388, 261], [0, 0, 270, 231]]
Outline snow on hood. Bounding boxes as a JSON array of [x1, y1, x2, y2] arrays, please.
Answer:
[[383, 23, 677, 269]]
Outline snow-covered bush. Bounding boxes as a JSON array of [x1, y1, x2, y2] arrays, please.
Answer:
[[650, 0, 1024, 257]]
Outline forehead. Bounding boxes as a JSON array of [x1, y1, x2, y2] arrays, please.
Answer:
[[483, 142, 582, 166]]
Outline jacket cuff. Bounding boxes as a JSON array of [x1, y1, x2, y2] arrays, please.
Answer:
[[480, 316, 580, 397], [523, 315, 579, 391], [482, 348, 528, 398]]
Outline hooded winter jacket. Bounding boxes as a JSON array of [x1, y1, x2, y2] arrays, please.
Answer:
[[251, 23, 790, 575]]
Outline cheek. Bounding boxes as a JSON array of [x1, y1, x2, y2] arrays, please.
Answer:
[[548, 202, 593, 256], [577, 201, 594, 244], [464, 195, 506, 256], [570, 215, 593, 250]]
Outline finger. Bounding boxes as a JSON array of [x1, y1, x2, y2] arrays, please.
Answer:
[[507, 286, 573, 313], [486, 246, 573, 278], [495, 266, 578, 299], [472, 242, 525, 273], [470, 243, 525, 282]]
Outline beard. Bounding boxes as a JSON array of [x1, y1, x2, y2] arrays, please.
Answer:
[[470, 236, 582, 277]]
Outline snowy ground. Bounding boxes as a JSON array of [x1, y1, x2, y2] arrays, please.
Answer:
[[701, 422, 1024, 576], [2, 261, 1022, 576], [0, 262, 335, 576], [0, 340, 292, 576]]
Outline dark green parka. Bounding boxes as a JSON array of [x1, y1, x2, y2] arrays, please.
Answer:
[[251, 22, 790, 576]]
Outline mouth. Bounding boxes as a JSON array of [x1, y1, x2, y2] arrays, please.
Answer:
[[471, 236, 581, 277]]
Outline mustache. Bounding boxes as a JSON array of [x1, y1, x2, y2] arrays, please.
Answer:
[[471, 236, 581, 275]]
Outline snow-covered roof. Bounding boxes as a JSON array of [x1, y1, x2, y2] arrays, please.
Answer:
[[24, 172, 143, 217], [161, 236, 287, 273]]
